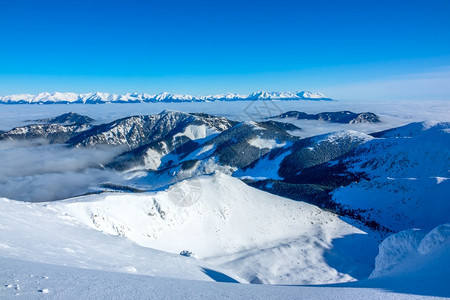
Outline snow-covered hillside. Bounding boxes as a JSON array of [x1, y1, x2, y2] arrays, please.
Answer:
[[1, 174, 447, 298], [2, 256, 442, 299], [0, 91, 332, 104], [369, 224, 450, 295], [331, 122, 450, 232], [3, 173, 445, 298], [47, 172, 376, 285], [236, 130, 374, 181], [0, 197, 218, 282]]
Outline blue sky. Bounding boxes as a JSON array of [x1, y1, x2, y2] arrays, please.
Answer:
[[0, 0, 449, 100]]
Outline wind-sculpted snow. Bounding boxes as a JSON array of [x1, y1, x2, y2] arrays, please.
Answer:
[[371, 224, 450, 280], [418, 224, 450, 255], [370, 229, 426, 278], [0, 90, 332, 104]]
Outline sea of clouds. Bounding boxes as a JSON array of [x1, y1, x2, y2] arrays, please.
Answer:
[[0, 140, 123, 202]]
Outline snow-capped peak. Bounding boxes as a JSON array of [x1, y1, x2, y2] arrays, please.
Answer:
[[0, 90, 333, 104]]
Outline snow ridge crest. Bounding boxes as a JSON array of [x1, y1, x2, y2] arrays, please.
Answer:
[[0, 91, 332, 104]]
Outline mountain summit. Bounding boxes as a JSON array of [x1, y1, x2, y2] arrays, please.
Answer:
[[0, 91, 332, 104]]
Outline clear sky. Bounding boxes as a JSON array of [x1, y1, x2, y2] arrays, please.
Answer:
[[1, 0, 450, 100]]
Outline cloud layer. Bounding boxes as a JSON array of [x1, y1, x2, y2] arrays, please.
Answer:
[[0, 141, 123, 202]]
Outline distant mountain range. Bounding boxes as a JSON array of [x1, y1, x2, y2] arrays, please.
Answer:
[[0, 91, 332, 104]]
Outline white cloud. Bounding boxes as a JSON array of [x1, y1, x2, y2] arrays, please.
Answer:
[[0, 141, 123, 202]]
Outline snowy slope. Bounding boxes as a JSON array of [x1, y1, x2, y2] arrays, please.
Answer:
[[368, 223, 450, 297], [371, 121, 444, 138], [47, 172, 374, 285], [236, 130, 373, 180], [1, 256, 439, 299], [331, 122, 450, 231], [0, 204, 445, 298], [0, 91, 332, 104], [119, 119, 300, 178], [0, 198, 221, 282]]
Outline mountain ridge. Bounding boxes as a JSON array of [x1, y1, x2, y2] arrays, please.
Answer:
[[271, 111, 380, 124], [0, 91, 332, 104]]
